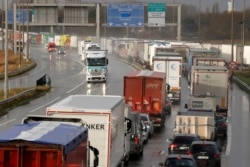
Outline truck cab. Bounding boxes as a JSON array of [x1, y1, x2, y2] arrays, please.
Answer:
[[85, 50, 108, 83]]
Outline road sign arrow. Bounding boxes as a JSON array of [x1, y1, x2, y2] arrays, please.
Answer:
[[123, 22, 128, 26]]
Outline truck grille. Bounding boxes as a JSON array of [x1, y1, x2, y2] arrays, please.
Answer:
[[90, 69, 102, 76]]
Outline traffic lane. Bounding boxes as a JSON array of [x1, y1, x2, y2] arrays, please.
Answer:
[[128, 76, 228, 167], [0, 45, 83, 89], [74, 56, 136, 96], [223, 83, 250, 167], [128, 77, 189, 167], [0, 52, 136, 132], [128, 105, 180, 167], [0, 48, 86, 132], [0, 71, 87, 132]]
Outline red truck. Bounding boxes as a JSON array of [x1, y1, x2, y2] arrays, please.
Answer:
[[124, 70, 168, 129], [0, 120, 90, 167], [47, 42, 57, 52]]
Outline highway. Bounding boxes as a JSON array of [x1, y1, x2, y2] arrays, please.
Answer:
[[0, 44, 249, 167]]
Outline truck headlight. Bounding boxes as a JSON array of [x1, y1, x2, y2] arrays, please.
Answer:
[[102, 69, 107, 75]]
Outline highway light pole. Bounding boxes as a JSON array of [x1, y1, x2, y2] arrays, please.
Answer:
[[198, 0, 201, 43], [230, 0, 234, 62], [4, 0, 9, 99], [26, 0, 29, 60]]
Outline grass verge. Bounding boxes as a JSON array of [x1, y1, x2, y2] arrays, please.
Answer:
[[0, 86, 51, 117]]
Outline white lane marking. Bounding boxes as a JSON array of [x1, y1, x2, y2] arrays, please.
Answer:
[[225, 121, 231, 155], [67, 81, 85, 94], [29, 97, 61, 113], [0, 119, 16, 126], [225, 108, 232, 156]]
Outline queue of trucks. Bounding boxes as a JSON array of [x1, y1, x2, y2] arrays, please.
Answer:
[[0, 38, 231, 167], [173, 48, 230, 141]]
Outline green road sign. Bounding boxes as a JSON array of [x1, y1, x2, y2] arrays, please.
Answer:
[[148, 3, 166, 12]]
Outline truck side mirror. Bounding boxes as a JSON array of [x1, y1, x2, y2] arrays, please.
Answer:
[[184, 103, 188, 109], [89, 145, 99, 167], [106, 59, 109, 64], [125, 117, 132, 134]]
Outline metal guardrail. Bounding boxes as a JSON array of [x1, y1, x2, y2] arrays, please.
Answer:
[[0, 61, 36, 80], [0, 88, 36, 106], [233, 76, 250, 93]]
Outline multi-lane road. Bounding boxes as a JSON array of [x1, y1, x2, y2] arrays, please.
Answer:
[[0, 44, 249, 167]]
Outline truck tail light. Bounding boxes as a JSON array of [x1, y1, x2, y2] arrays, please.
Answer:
[[153, 101, 160, 111], [170, 144, 177, 149], [134, 136, 139, 145], [187, 151, 193, 156]]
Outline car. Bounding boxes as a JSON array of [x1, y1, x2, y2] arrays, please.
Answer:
[[188, 141, 221, 167], [128, 111, 144, 160], [159, 154, 197, 167], [167, 134, 201, 155], [165, 96, 172, 114], [57, 47, 66, 54], [215, 114, 227, 137], [140, 113, 154, 138]]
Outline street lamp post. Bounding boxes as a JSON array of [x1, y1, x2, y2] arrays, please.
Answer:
[[198, 0, 201, 43], [26, 0, 29, 60], [230, 0, 234, 62], [239, 21, 244, 66], [4, 0, 9, 99]]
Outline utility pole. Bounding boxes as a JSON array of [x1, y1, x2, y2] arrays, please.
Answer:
[[198, 0, 201, 43], [243, 0, 245, 46], [1, 1, 4, 50], [18, 0, 21, 67], [4, 0, 9, 99], [230, 0, 234, 62], [26, 0, 29, 60]]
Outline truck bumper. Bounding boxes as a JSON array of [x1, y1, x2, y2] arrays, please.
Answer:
[[86, 76, 107, 83]]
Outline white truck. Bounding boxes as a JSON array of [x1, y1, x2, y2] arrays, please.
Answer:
[[152, 52, 182, 103], [190, 66, 229, 117], [78, 40, 100, 61], [174, 110, 216, 141], [85, 49, 108, 83], [146, 43, 172, 67], [46, 95, 132, 167]]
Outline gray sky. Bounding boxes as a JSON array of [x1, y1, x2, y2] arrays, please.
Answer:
[[2, 0, 250, 13], [174, 0, 249, 12]]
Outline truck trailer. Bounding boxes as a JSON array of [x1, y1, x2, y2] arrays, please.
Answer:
[[46, 95, 132, 167], [0, 121, 89, 167], [152, 52, 182, 103], [190, 66, 229, 117], [124, 70, 168, 128], [78, 41, 100, 61]]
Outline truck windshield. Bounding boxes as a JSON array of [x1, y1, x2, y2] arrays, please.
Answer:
[[86, 58, 106, 66]]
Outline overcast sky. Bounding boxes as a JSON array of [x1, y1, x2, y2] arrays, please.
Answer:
[[174, 0, 249, 12], [2, 0, 250, 13]]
